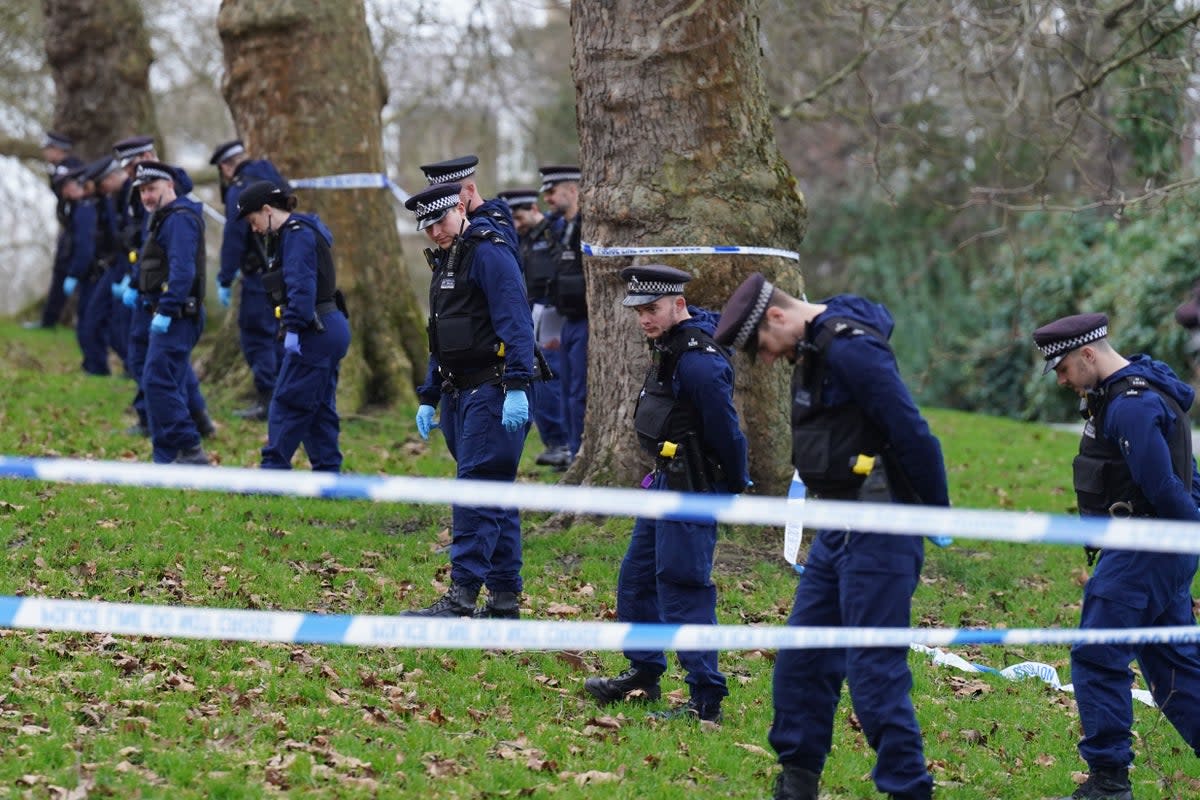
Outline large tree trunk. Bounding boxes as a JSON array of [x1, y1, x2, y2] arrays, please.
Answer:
[[217, 0, 425, 410], [42, 0, 159, 157], [571, 0, 807, 494]]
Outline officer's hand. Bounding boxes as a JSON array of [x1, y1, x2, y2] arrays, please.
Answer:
[[283, 330, 301, 356], [416, 404, 438, 440], [63, 276, 77, 297], [111, 275, 130, 299], [218, 285, 232, 308], [501, 389, 529, 432], [927, 536, 953, 548], [150, 313, 171, 334], [121, 286, 139, 308]]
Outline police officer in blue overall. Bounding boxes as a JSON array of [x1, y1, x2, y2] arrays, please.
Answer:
[[419, 155, 519, 251], [28, 132, 79, 330], [539, 164, 587, 461], [236, 181, 352, 472], [77, 156, 133, 376], [115, 136, 214, 440], [584, 266, 748, 723], [211, 140, 289, 421], [498, 187, 571, 469], [133, 161, 210, 465], [404, 182, 535, 618], [716, 273, 947, 800], [1033, 313, 1200, 800], [57, 163, 101, 371]]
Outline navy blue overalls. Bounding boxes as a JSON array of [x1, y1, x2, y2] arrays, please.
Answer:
[[553, 213, 587, 457]]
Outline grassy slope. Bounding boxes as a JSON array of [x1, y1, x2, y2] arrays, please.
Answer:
[[0, 321, 1198, 799]]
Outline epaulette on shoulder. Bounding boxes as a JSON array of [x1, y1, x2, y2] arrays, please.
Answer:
[[468, 227, 507, 247]]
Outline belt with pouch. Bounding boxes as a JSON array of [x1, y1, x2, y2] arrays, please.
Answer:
[[439, 362, 503, 392]]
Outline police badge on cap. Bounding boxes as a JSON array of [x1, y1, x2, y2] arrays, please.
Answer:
[[131, 160, 174, 187], [620, 265, 692, 307], [1032, 312, 1109, 374], [404, 183, 463, 231]]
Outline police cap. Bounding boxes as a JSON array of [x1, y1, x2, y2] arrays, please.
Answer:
[[538, 164, 581, 192], [209, 138, 245, 165], [41, 131, 73, 151], [86, 156, 124, 185], [714, 272, 777, 353], [404, 183, 463, 231], [113, 135, 155, 166], [131, 160, 175, 188], [497, 188, 539, 210], [50, 156, 85, 188], [419, 155, 478, 185], [620, 265, 692, 308], [235, 180, 291, 219], [62, 160, 91, 185], [1032, 312, 1109, 374]]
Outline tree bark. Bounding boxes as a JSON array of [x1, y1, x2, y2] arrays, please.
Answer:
[[42, 0, 159, 158], [217, 0, 425, 410], [570, 0, 807, 494]]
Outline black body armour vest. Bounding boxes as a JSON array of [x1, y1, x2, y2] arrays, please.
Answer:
[[633, 326, 725, 457], [138, 205, 205, 300], [427, 228, 510, 373], [231, 174, 269, 274], [791, 318, 889, 496], [521, 217, 561, 301], [552, 217, 587, 319], [260, 217, 338, 311], [1073, 375, 1194, 517]]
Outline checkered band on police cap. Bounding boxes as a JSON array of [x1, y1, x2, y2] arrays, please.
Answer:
[[131, 161, 174, 187], [732, 279, 776, 350], [1032, 312, 1109, 374], [404, 183, 463, 230], [420, 155, 479, 185]]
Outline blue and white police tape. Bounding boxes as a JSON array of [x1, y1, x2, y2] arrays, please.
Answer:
[[582, 243, 801, 261], [4, 455, 1200, 556], [4, 594, 1200, 651], [288, 172, 410, 204]]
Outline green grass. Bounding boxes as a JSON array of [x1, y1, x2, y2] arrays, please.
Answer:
[[1, 320, 1199, 798]]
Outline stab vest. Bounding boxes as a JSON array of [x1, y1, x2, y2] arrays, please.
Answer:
[[633, 325, 725, 457], [268, 216, 337, 306], [231, 172, 269, 274], [520, 217, 561, 301], [427, 227, 510, 371], [1073, 375, 1194, 517], [791, 317, 889, 494], [552, 216, 587, 318], [138, 205, 205, 300]]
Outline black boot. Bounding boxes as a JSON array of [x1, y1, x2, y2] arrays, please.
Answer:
[[772, 765, 820, 800], [473, 591, 520, 619], [174, 445, 210, 465], [233, 390, 271, 421], [193, 410, 217, 439], [1060, 766, 1133, 800], [646, 696, 722, 723], [402, 583, 479, 617], [583, 666, 661, 705]]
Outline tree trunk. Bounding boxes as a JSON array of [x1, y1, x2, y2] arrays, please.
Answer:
[[570, 0, 807, 494], [217, 0, 425, 410], [42, 0, 159, 158]]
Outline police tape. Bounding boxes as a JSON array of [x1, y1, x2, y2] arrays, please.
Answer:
[[582, 243, 801, 261], [4, 455, 1200, 556], [288, 172, 411, 204], [3, 594, 1200, 651]]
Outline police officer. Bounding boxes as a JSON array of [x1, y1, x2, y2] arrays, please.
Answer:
[[584, 266, 748, 723], [57, 162, 102, 372], [419, 155, 518, 251], [715, 273, 947, 800], [114, 136, 213, 440], [133, 160, 210, 465], [539, 164, 587, 461], [236, 181, 351, 472], [403, 182, 535, 618], [1033, 313, 1200, 800], [497, 188, 570, 469], [27, 132, 78, 330], [76, 156, 131, 376], [210, 139, 289, 421]]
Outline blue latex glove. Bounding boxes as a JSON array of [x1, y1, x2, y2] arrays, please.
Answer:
[[150, 313, 171, 334], [416, 404, 438, 440], [927, 536, 954, 548], [218, 285, 233, 307], [63, 276, 77, 297], [501, 389, 529, 432], [111, 275, 130, 299], [283, 330, 301, 356], [121, 286, 138, 308]]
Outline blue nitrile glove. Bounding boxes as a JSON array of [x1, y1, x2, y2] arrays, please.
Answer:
[[416, 404, 438, 440], [111, 275, 130, 299], [501, 388, 529, 432], [218, 285, 233, 307], [150, 313, 171, 334], [283, 330, 301, 356], [927, 536, 954, 548], [122, 286, 138, 308], [62, 276, 77, 297]]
